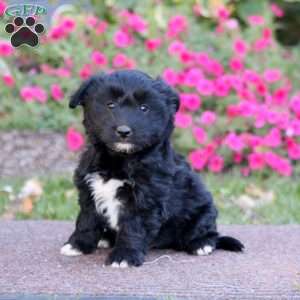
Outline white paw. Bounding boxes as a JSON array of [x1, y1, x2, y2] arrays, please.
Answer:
[[97, 239, 110, 249], [196, 245, 213, 256], [60, 244, 83, 256], [110, 260, 129, 268]]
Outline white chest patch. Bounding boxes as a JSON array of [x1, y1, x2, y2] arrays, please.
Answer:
[[85, 173, 124, 230]]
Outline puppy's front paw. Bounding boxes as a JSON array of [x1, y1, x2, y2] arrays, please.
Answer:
[[60, 243, 83, 256], [106, 248, 144, 268]]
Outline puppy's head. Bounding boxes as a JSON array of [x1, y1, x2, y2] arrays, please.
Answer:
[[70, 70, 179, 154]]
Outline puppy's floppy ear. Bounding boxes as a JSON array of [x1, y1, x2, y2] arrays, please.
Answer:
[[153, 77, 179, 113], [69, 77, 99, 109]]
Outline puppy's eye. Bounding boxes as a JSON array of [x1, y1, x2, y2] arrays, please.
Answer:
[[140, 104, 149, 112], [107, 102, 116, 109]]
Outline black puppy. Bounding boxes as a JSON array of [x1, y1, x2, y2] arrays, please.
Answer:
[[61, 70, 244, 267]]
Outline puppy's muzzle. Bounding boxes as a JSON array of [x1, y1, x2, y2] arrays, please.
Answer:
[[116, 125, 132, 139]]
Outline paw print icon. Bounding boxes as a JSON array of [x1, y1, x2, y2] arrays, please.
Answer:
[[5, 16, 45, 47]]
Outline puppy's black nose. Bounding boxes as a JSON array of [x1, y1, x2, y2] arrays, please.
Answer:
[[116, 125, 132, 138]]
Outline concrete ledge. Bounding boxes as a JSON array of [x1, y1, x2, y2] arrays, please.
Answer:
[[1, 221, 300, 299]]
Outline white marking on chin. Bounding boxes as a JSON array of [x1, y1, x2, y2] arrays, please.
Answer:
[[60, 244, 82, 256], [111, 260, 129, 268], [114, 142, 135, 153], [196, 245, 213, 256], [85, 173, 123, 230], [97, 239, 110, 249]]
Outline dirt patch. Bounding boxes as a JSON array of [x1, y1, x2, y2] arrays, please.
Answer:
[[0, 131, 79, 178]]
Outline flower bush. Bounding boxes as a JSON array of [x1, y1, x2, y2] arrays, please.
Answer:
[[0, 0, 300, 177]]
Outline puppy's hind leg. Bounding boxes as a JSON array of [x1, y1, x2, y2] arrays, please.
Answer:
[[182, 204, 219, 256]]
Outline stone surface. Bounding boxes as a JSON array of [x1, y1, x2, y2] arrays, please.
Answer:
[[0, 221, 300, 299]]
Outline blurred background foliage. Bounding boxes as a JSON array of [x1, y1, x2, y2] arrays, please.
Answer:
[[87, 0, 300, 46]]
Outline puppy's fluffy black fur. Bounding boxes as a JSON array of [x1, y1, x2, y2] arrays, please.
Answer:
[[64, 70, 244, 267]]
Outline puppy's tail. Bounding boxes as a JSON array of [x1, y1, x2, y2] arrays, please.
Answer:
[[216, 236, 244, 252]]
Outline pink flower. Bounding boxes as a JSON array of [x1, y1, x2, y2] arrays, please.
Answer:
[[66, 127, 85, 152], [51, 84, 64, 101], [229, 57, 244, 72], [48, 17, 76, 40], [32, 86, 47, 103], [49, 26, 66, 40], [20, 86, 47, 103], [182, 68, 203, 87], [262, 28, 272, 40], [253, 38, 269, 52], [193, 3, 202, 16], [55, 67, 71, 78], [224, 19, 239, 30], [200, 111, 217, 126], [248, 15, 265, 26], [162, 68, 178, 86], [189, 149, 208, 170], [168, 40, 186, 57], [227, 104, 241, 118], [126, 58, 136, 69], [145, 38, 161, 52], [256, 82, 268, 96], [61, 17, 76, 32], [180, 93, 201, 111], [205, 58, 224, 76], [113, 30, 133, 48], [287, 140, 300, 160], [263, 128, 281, 148], [167, 15, 188, 38], [95, 21, 108, 35], [195, 52, 210, 67], [214, 77, 230, 97], [290, 94, 300, 116], [270, 3, 284, 17], [248, 152, 265, 170], [276, 158, 292, 176], [79, 64, 92, 80], [86, 15, 98, 27], [243, 69, 261, 84], [0, 1, 7, 16], [289, 120, 300, 136], [233, 39, 248, 57], [208, 155, 224, 173], [273, 87, 289, 105], [243, 134, 263, 148], [217, 7, 230, 21], [113, 53, 128, 68], [193, 127, 207, 144], [224, 132, 245, 152], [41, 64, 55, 75], [234, 152, 243, 164], [263, 69, 281, 83], [91, 51, 108, 66], [174, 112, 192, 128], [0, 40, 13, 56], [2, 74, 15, 87], [265, 152, 292, 176], [20, 86, 35, 102], [196, 78, 214, 96], [121, 10, 147, 33], [179, 50, 194, 64]]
